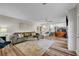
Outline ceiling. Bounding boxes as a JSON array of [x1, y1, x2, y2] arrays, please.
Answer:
[[0, 3, 77, 22]]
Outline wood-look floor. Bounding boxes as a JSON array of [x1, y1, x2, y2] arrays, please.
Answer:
[[43, 37, 77, 56], [0, 37, 77, 56]]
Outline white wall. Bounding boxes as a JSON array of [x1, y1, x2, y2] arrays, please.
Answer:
[[77, 16, 79, 50], [77, 4, 79, 51], [7, 24, 20, 34], [67, 8, 77, 51], [0, 15, 35, 35], [0, 15, 20, 35], [19, 22, 35, 32]]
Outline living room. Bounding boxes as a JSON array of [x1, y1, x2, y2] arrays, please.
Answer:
[[0, 3, 79, 56]]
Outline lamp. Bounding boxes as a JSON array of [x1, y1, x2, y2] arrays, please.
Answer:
[[0, 27, 7, 36], [0, 27, 7, 32]]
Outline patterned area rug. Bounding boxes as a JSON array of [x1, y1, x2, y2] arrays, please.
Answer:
[[15, 39, 54, 56]]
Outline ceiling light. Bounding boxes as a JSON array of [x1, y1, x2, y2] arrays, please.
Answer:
[[42, 3, 47, 5], [42, 25, 46, 28], [50, 25, 53, 28]]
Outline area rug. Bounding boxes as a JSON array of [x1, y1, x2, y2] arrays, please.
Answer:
[[15, 39, 54, 56]]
